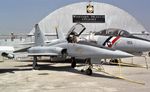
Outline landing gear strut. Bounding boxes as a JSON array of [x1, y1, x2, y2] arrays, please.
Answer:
[[33, 56, 38, 70], [70, 58, 93, 75], [71, 57, 76, 68], [81, 58, 93, 75]]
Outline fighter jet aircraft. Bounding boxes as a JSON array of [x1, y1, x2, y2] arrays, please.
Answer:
[[85, 28, 150, 62], [15, 24, 133, 75]]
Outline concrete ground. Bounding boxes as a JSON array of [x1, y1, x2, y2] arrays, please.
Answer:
[[0, 56, 150, 92]]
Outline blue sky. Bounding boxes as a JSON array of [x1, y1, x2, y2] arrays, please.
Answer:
[[0, 0, 149, 34]]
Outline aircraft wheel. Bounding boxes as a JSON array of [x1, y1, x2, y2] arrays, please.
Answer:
[[114, 59, 119, 63], [148, 52, 150, 57], [109, 59, 118, 64], [33, 66, 39, 70], [71, 57, 76, 68], [81, 69, 84, 72], [33, 63, 39, 70], [85, 68, 92, 75]]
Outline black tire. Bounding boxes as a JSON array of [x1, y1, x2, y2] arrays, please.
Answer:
[[114, 59, 119, 63], [81, 69, 84, 72], [33, 63, 39, 70], [85, 68, 92, 75], [109, 59, 118, 64], [149, 52, 150, 57]]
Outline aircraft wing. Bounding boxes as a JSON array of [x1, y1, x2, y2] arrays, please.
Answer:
[[19, 42, 34, 45], [19, 40, 51, 45], [14, 47, 31, 53], [28, 53, 59, 56]]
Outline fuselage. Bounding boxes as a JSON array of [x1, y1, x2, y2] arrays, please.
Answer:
[[89, 35, 150, 55], [53, 42, 133, 59]]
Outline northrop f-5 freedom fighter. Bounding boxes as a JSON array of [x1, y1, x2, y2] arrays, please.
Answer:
[[15, 24, 133, 75]]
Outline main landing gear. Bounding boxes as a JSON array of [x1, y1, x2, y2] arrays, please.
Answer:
[[85, 68, 92, 75], [71, 57, 76, 68], [33, 56, 39, 70], [71, 57, 93, 75], [81, 58, 93, 75], [109, 59, 119, 65]]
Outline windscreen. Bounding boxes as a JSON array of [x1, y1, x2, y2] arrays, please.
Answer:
[[94, 28, 131, 37]]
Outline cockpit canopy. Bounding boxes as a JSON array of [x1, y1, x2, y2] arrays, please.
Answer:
[[94, 28, 132, 37]]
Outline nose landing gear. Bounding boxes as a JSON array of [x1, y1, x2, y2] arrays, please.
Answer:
[[71, 57, 76, 68]]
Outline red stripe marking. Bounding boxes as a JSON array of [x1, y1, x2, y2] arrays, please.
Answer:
[[109, 36, 120, 48]]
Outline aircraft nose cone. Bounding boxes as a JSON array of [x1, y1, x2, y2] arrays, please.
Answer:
[[135, 40, 150, 52], [101, 49, 134, 59], [114, 50, 134, 58], [144, 41, 150, 49]]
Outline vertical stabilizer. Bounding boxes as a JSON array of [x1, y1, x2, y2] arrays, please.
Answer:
[[34, 24, 47, 46]]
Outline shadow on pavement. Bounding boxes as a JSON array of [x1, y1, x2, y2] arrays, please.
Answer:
[[0, 63, 119, 80]]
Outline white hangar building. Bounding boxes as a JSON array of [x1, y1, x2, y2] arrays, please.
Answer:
[[30, 2, 148, 39]]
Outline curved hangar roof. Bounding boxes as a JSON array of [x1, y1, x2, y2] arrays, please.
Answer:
[[31, 2, 147, 36]]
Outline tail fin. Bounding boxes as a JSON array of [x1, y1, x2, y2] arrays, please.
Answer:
[[34, 24, 47, 46]]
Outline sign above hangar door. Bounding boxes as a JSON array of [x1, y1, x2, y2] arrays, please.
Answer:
[[72, 15, 105, 23]]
